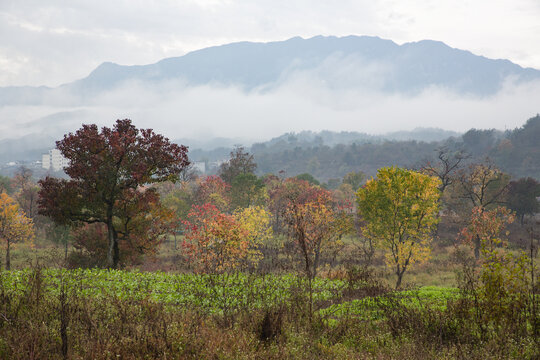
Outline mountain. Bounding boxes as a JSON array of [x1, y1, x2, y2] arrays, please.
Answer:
[[2, 35, 540, 106]]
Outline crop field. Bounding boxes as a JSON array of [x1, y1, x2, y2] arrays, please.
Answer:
[[0, 268, 457, 318]]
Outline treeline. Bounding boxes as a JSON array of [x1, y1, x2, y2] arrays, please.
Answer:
[[245, 115, 540, 181], [2, 121, 539, 283]]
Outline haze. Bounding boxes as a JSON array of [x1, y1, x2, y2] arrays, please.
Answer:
[[1, 0, 539, 142]]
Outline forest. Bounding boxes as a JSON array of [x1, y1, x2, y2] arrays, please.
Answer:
[[244, 114, 540, 182], [0, 118, 539, 359]]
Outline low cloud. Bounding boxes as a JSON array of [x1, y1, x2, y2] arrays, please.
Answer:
[[1, 73, 539, 145]]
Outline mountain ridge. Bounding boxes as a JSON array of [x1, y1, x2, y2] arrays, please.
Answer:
[[2, 35, 540, 106]]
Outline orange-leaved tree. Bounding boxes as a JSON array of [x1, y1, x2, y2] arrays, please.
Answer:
[[182, 203, 271, 273], [279, 178, 353, 279], [0, 192, 35, 270], [194, 176, 231, 212], [279, 178, 353, 319]]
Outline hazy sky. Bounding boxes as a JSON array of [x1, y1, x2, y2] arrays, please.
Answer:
[[1, 0, 540, 87]]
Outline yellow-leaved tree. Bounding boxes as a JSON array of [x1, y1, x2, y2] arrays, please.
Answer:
[[234, 205, 273, 267], [356, 167, 440, 288], [0, 192, 35, 270]]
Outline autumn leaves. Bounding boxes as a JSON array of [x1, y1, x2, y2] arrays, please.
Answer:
[[357, 167, 441, 288], [0, 192, 35, 270]]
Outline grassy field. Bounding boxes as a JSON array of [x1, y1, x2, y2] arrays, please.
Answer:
[[1, 232, 538, 359], [0, 265, 537, 359]]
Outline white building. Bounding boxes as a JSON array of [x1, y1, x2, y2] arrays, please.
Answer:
[[42, 149, 69, 171]]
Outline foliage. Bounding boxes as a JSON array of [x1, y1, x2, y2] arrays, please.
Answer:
[[281, 180, 353, 280], [459, 206, 516, 256], [1, 268, 537, 359], [461, 128, 499, 156], [182, 204, 271, 273], [38, 119, 189, 268], [69, 190, 176, 268], [455, 160, 510, 210], [492, 114, 540, 179], [458, 206, 537, 338], [234, 206, 273, 265], [506, 177, 540, 224], [194, 175, 231, 212], [0, 192, 35, 269], [0, 175, 12, 194], [12, 166, 40, 219], [295, 173, 320, 185], [356, 167, 441, 288], [159, 181, 195, 247], [230, 173, 267, 210], [219, 146, 257, 184], [342, 171, 365, 191]]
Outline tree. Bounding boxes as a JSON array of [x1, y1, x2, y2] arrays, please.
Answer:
[[462, 129, 498, 156], [12, 167, 40, 220], [160, 181, 195, 249], [219, 146, 257, 184], [459, 206, 531, 327], [506, 177, 540, 225], [284, 190, 351, 280], [295, 173, 320, 185], [460, 206, 515, 256], [182, 204, 271, 273], [0, 192, 35, 270], [46, 223, 71, 261], [38, 119, 189, 268], [230, 173, 266, 210], [420, 146, 469, 194], [456, 161, 509, 210], [356, 167, 440, 288], [233, 205, 273, 268], [342, 171, 366, 191], [194, 175, 231, 212], [0, 176, 12, 195], [454, 161, 510, 259], [419, 146, 469, 236], [267, 177, 326, 234], [281, 181, 352, 318], [69, 186, 177, 268]]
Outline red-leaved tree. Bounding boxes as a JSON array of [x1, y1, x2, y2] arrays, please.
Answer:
[[38, 119, 189, 268]]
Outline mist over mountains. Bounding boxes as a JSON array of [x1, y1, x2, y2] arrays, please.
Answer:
[[3, 35, 540, 106], [1, 35, 539, 156]]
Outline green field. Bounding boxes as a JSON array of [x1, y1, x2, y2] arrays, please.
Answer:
[[0, 268, 459, 322]]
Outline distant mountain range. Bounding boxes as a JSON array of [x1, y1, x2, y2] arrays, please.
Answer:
[[2, 35, 540, 106]]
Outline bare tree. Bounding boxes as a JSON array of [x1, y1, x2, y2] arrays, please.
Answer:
[[420, 146, 469, 193]]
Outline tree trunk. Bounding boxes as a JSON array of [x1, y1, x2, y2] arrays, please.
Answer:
[[6, 240, 10, 270], [106, 218, 119, 269], [474, 234, 480, 260], [396, 271, 404, 289]]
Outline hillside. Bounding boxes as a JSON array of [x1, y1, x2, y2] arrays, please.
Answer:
[[2, 35, 540, 107]]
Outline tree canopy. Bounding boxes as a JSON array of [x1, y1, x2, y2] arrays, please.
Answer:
[[0, 192, 35, 269], [356, 167, 440, 288], [38, 119, 189, 268]]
